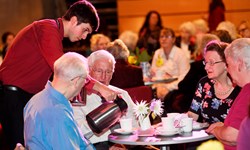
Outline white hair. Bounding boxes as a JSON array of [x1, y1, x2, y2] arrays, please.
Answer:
[[216, 21, 237, 40], [119, 30, 138, 51], [179, 21, 196, 35], [87, 50, 116, 72], [193, 19, 209, 33], [54, 52, 88, 80], [225, 38, 250, 70]]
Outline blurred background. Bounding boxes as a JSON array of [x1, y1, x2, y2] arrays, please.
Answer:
[[0, 0, 249, 51]]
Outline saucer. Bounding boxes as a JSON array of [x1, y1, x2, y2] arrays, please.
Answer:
[[192, 122, 209, 130], [155, 127, 180, 136], [114, 128, 134, 135]]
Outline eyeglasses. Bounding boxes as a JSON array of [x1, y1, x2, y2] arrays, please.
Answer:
[[203, 60, 224, 66], [239, 27, 248, 33], [160, 35, 172, 39], [71, 75, 86, 81], [93, 69, 113, 76]]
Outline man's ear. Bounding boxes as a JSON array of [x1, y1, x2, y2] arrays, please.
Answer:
[[70, 16, 78, 26], [238, 58, 246, 72]]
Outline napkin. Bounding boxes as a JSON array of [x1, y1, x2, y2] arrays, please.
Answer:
[[173, 130, 209, 141], [145, 137, 161, 142]]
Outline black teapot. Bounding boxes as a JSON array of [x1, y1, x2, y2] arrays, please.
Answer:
[[86, 96, 128, 134]]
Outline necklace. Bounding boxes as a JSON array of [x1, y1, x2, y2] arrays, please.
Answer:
[[214, 86, 233, 95]]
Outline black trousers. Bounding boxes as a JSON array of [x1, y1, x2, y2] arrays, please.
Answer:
[[0, 85, 33, 150]]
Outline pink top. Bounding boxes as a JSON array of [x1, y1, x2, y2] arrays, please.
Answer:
[[223, 83, 250, 150]]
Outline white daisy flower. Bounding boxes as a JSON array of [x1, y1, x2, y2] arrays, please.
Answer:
[[133, 100, 149, 118]]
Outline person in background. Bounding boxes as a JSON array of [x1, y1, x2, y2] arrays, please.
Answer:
[[84, 33, 110, 57], [90, 33, 110, 51], [107, 39, 144, 89], [208, 0, 225, 32], [151, 27, 190, 100], [24, 52, 95, 150], [192, 19, 209, 59], [119, 30, 138, 52], [175, 21, 196, 60], [206, 38, 250, 150], [237, 103, 250, 150], [1, 31, 15, 59], [237, 20, 250, 38], [137, 10, 163, 57], [216, 21, 238, 40], [212, 29, 232, 43], [0, 1, 116, 149], [187, 40, 241, 124], [73, 50, 137, 150], [163, 34, 219, 114]]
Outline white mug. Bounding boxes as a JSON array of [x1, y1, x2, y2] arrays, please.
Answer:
[[161, 117, 175, 131], [119, 118, 132, 132], [181, 118, 193, 132]]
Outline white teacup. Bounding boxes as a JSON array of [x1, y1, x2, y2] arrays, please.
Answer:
[[167, 113, 180, 119], [119, 118, 132, 132], [180, 118, 193, 132], [161, 117, 175, 131]]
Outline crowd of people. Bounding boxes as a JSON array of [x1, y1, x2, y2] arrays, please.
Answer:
[[0, 0, 250, 150]]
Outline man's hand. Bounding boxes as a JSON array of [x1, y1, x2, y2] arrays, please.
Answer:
[[14, 143, 25, 150], [93, 81, 120, 101]]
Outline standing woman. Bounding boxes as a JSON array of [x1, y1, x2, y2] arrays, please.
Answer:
[[188, 40, 241, 124], [137, 10, 163, 56], [208, 0, 225, 32]]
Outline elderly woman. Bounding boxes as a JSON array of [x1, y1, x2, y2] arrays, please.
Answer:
[[83, 33, 110, 56], [151, 27, 190, 100], [107, 39, 144, 88], [175, 21, 196, 60], [188, 40, 241, 124]]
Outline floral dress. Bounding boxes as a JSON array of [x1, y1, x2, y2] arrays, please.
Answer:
[[189, 76, 241, 123]]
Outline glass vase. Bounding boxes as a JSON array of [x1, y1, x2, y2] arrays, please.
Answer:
[[138, 114, 151, 130]]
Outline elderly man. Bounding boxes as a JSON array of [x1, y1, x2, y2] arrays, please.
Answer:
[[73, 50, 137, 149], [206, 38, 250, 150], [24, 52, 95, 150]]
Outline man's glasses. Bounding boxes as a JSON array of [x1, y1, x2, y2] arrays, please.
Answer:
[[93, 69, 113, 76], [203, 60, 224, 66], [71, 75, 86, 81]]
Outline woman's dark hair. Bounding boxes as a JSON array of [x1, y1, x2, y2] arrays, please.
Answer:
[[63, 0, 100, 32], [2, 32, 14, 44], [209, 0, 225, 13], [212, 30, 232, 43], [205, 40, 228, 62], [139, 10, 163, 33]]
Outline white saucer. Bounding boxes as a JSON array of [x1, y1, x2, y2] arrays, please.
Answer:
[[155, 127, 180, 136], [192, 122, 209, 130], [114, 128, 134, 135]]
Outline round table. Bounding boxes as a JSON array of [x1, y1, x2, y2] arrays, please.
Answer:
[[108, 129, 214, 150]]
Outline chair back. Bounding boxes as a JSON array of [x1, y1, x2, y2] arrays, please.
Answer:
[[124, 86, 153, 103]]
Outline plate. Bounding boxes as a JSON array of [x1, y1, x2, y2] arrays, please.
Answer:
[[155, 127, 180, 136], [192, 122, 209, 130], [114, 128, 134, 135]]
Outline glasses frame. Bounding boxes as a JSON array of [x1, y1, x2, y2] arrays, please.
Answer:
[[203, 60, 224, 66]]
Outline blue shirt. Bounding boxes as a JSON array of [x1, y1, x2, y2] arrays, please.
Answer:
[[24, 82, 95, 150]]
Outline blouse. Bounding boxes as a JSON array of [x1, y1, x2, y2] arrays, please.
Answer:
[[189, 76, 241, 123]]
